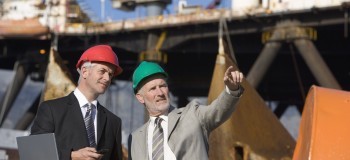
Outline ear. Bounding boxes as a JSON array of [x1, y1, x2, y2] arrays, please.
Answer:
[[81, 66, 89, 79], [135, 93, 145, 104]]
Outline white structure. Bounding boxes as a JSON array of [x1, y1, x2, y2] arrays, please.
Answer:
[[231, 0, 260, 16], [0, 0, 74, 33], [1, 0, 43, 20], [232, 0, 350, 16], [177, 0, 202, 14], [268, 0, 347, 12], [0, 150, 8, 160], [178, 0, 187, 11]]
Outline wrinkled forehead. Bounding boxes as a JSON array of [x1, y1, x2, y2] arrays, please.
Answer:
[[138, 74, 167, 91]]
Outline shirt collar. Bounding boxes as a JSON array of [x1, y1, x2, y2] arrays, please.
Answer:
[[150, 115, 168, 126], [74, 88, 98, 108]]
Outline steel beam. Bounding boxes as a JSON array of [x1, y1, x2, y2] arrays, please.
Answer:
[[294, 39, 341, 89], [14, 94, 40, 130], [0, 61, 29, 126], [246, 31, 282, 88]]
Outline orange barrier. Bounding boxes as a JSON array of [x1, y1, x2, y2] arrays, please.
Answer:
[[293, 85, 350, 160]]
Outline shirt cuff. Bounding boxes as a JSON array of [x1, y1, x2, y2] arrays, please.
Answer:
[[225, 85, 244, 97]]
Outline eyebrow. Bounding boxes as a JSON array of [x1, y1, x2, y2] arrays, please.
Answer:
[[98, 67, 112, 72]]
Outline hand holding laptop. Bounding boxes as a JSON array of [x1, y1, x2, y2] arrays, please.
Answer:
[[17, 133, 110, 160]]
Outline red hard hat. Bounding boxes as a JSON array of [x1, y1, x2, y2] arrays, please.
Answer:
[[76, 45, 123, 76]]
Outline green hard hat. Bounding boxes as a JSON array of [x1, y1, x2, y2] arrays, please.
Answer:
[[132, 61, 168, 92]]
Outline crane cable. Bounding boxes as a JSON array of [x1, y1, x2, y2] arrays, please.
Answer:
[[219, 17, 238, 66], [289, 43, 306, 101]]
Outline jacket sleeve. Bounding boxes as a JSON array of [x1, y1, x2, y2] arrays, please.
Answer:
[[195, 88, 243, 132], [116, 118, 123, 160], [30, 102, 73, 160], [31, 102, 55, 135]]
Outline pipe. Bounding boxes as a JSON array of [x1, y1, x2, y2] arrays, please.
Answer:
[[294, 39, 341, 89], [145, 2, 165, 17], [246, 41, 282, 88]]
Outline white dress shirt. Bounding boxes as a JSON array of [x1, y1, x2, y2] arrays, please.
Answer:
[[147, 115, 176, 160], [74, 88, 98, 142]]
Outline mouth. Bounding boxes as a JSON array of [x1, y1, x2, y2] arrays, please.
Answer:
[[99, 82, 108, 88], [156, 99, 167, 103]]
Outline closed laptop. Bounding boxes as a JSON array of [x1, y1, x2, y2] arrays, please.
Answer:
[[16, 133, 59, 160]]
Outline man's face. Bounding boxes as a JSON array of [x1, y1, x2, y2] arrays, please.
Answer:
[[83, 62, 115, 95], [136, 76, 170, 116]]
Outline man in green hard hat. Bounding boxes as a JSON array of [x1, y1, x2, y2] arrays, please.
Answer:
[[128, 61, 244, 160]]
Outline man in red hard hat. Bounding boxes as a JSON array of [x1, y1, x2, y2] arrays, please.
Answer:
[[31, 45, 123, 160]]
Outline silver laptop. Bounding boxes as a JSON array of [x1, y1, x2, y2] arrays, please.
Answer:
[[16, 133, 59, 160]]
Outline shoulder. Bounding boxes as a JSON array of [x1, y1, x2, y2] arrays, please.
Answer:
[[166, 101, 201, 117], [39, 93, 73, 109], [98, 105, 121, 121], [181, 99, 202, 111], [42, 95, 69, 104]]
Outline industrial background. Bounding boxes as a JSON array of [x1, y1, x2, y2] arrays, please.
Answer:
[[0, 0, 349, 159]]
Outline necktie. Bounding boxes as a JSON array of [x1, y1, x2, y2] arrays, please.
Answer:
[[152, 117, 164, 160], [84, 104, 96, 147]]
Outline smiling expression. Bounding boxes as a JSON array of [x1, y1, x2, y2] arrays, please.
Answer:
[[83, 62, 115, 95]]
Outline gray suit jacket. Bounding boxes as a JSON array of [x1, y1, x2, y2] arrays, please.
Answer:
[[128, 90, 241, 160]]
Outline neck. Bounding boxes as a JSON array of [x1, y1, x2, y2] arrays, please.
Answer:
[[149, 108, 169, 117], [77, 86, 98, 102]]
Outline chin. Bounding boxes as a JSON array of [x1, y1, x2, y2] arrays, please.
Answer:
[[97, 89, 106, 94], [99, 87, 107, 92], [158, 103, 170, 110]]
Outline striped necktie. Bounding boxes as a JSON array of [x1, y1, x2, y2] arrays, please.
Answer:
[[152, 117, 164, 160], [84, 103, 96, 147]]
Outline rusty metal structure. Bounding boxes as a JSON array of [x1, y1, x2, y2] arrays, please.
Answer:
[[207, 35, 295, 159], [0, 0, 350, 159]]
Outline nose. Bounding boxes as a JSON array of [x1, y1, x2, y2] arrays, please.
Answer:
[[103, 72, 112, 82], [155, 87, 164, 96]]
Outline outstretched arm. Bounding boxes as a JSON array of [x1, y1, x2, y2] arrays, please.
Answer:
[[196, 66, 244, 131]]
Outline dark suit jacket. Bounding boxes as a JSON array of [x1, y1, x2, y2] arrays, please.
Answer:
[[31, 92, 122, 160]]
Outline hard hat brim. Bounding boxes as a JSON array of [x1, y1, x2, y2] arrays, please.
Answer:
[[133, 72, 168, 94]]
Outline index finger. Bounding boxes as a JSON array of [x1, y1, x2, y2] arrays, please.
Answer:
[[85, 147, 97, 153], [225, 66, 234, 76], [89, 152, 103, 159]]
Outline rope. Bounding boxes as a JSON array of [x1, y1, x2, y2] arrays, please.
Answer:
[[289, 44, 306, 101], [218, 17, 238, 66]]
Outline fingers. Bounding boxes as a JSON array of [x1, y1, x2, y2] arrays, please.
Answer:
[[230, 71, 243, 83], [224, 66, 234, 77], [73, 147, 102, 160], [85, 148, 102, 159], [224, 66, 234, 82], [224, 66, 244, 84], [84, 147, 97, 152]]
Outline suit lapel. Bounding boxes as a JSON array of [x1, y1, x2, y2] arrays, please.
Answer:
[[96, 103, 107, 145], [136, 121, 149, 159], [168, 106, 182, 140], [67, 92, 90, 146]]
